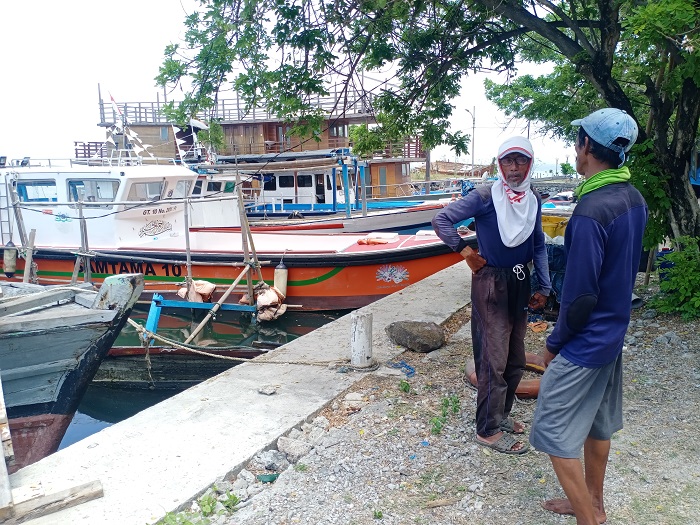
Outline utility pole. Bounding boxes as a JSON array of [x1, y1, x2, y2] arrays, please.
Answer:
[[465, 106, 476, 176]]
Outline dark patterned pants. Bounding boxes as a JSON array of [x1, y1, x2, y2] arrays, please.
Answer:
[[470, 265, 530, 438]]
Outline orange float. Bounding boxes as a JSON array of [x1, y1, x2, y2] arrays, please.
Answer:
[[465, 352, 545, 399]]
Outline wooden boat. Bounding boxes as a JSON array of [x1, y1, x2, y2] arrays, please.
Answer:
[[0, 273, 144, 472], [0, 162, 476, 311]]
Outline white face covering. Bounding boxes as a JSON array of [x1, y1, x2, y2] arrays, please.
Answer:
[[490, 137, 538, 248]]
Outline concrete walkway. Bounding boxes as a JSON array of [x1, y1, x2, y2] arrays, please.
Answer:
[[12, 262, 470, 524]]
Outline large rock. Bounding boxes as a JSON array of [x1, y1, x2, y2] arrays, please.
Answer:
[[385, 321, 446, 353]]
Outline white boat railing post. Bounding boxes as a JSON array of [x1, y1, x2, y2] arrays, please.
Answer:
[[360, 163, 368, 217], [183, 186, 193, 298], [342, 162, 351, 219]]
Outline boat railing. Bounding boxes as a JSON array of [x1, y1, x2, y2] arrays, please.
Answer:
[[243, 194, 322, 213], [364, 182, 420, 199], [1, 155, 189, 169]]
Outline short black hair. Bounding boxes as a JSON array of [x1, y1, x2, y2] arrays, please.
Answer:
[[577, 127, 630, 167]]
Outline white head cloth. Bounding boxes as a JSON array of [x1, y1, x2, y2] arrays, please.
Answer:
[[490, 136, 538, 248]]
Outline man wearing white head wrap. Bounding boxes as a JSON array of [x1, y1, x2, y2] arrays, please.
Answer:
[[432, 136, 551, 455], [491, 136, 539, 247]]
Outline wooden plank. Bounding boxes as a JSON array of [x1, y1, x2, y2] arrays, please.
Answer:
[[0, 373, 13, 520], [0, 372, 14, 462], [5, 480, 103, 524], [0, 290, 78, 317], [0, 308, 117, 335]]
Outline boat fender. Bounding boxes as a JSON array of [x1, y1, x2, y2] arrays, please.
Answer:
[[3, 240, 16, 278], [274, 261, 288, 297], [465, 352, 544, 399]]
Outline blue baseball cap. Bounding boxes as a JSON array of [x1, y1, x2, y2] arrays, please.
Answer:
[[572, 108, 638, 166]]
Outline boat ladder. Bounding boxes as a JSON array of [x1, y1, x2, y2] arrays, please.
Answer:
[[0, 178, 12, 245]]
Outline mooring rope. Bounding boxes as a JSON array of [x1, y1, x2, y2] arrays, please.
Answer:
[[125, 318, 379, 372]]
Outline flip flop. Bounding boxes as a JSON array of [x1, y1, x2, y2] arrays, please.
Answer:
[[475, 433, 529, 455], [500, 417, 526, 434]]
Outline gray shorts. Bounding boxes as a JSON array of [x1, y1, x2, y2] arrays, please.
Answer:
[[529, 353, 623, 459]]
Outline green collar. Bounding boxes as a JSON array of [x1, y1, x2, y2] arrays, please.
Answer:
[[574, 167, 631, 198]]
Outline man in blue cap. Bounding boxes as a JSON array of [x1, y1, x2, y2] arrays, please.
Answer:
[[529, 108, 648, 524]]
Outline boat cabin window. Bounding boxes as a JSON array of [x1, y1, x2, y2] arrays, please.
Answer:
[[126, 181, 165, 201], [68, 179, 119, 207], [297, 175, 312, 188], [16, 180, 57, 202], [165, 180, 189, 199], [278, 175, 294, 188], [326, 173, 344, 191], [263, 176, 277, 191]]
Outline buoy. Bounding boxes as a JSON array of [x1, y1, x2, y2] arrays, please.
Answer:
[[3, 241, 17, 278], [274, 260, 288, 297]]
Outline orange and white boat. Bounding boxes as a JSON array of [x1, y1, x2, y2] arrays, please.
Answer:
[[0, 161, 475, 310]]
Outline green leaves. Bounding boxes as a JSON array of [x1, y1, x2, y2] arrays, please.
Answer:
[[650, 236, 700, 320]]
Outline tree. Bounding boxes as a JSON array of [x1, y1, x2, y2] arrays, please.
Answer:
[[560, 162, 576, 177], [157, 0, 700, 242]]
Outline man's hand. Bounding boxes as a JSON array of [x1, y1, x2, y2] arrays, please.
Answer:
[[528, 292, 547, 311], [459, 246, 487, 274], [543, 349, 556, 368]]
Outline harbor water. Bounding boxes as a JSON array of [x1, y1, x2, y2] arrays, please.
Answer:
[[58, 306, 346, 450]]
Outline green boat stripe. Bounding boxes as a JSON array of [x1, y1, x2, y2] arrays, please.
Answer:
[[31, 266, 345, 288]]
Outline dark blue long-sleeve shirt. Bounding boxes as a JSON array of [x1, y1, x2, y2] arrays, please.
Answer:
[[546, 182, 648, 367], [432, 185, 551, 295]]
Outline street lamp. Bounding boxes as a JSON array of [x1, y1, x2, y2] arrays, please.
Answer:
[[465, 106, 476, 177]]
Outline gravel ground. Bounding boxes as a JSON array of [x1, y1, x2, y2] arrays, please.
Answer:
[[171, 275, 700, 525]]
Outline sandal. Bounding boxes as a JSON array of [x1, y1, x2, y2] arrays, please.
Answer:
[[500, 417, 525, 434], [475, 432, 529, 455]]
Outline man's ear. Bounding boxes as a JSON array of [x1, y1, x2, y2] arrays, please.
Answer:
[[582, 137, 592, 156]]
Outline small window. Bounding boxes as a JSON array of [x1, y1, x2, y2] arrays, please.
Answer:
[[192, 180, 203, 195], [17, 180, 57, 202], [278, 175, 294, 188], [224, 182, 235, 193], [263, 176, 277, 191], [297, 175, 312, 188], [68, 179, 119, 207], [206, 181, 222, 192], [127, 181, 165, 201], [160, 127, 169, 141]]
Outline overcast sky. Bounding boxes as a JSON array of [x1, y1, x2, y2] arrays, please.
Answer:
[[0, 1, 572, 171]]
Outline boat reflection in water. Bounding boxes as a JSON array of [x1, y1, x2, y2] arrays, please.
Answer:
[[59, 307, 344, 449]]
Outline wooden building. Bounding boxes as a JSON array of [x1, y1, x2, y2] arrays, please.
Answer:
[[74, 86, 426, 198]]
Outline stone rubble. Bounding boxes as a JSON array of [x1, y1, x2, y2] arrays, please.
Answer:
[[177, 280, 699, 525]]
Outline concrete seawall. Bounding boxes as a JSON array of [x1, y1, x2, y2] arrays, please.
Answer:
[[12, 262, 471, 524]]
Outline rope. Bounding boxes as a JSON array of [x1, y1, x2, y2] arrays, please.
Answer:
[[127, 318, 258, 362], [125, 317, 380, 372]]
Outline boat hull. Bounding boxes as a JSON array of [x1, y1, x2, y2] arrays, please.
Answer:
[[0, 274, 144, 472], [13, 242, 466, 310]]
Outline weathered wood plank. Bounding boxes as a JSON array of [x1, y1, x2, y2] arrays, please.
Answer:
[[0, 373, 13, 520], [0, 372, 14, 462], [0, 290, 78, 317], [5, 480, 103, 524], [0, 308, 117, 334]]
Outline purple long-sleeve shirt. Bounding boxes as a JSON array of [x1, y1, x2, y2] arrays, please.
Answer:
[[432, 185, 551, 296], [545, 182, 647, 367]]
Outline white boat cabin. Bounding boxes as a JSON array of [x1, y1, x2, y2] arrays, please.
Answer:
[[0, 164, 241, 249]]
